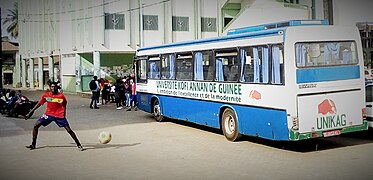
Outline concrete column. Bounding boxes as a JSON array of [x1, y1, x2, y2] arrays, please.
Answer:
[[164, 0, 173, 44], [216, 1, 222, 36], [29, 58, 34, 89], [194, 0, 201, 40], [93, 51, 101, 77], [48, 56, 54, 82], [21, 59, 27, 88], [38, 57, 44, 90], [75, 54, 82, 92], [13, 52, 21, 87], [139, 0, 144, 47]]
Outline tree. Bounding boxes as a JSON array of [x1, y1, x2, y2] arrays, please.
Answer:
[[3, 2, 18, 39]]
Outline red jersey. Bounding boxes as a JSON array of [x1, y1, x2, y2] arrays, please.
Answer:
[[39, 91, 67, 118]]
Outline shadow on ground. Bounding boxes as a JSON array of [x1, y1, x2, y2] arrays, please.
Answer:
[[33, 142, 141, 151], [166, 117, 373, 153]]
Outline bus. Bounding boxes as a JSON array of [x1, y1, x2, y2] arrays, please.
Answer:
[[134, 20, 368, 141]]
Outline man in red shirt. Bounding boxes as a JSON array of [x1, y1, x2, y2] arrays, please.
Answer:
[[25, 82, 83, 151]]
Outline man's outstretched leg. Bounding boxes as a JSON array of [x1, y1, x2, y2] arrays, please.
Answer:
[[26, 121, 42, 150], [64, 125, 84, 151]]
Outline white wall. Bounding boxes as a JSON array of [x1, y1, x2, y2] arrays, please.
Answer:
[[172, 0, 195, 42], [333, 0, 373, 26], [223, 0, 310, 34], [201, 0, 219, 39], [142, 0, 165, 47], [60, 0, 73, 53], [19, 0, 373, 60], [103, 0, 132, 50], [60, 55, 76, 75]]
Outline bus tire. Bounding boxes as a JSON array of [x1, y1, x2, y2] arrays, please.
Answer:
[[153, 99, 163, 122], [221, 108, 241, 141]]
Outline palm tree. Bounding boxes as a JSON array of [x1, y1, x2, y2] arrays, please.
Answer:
[[3, 2, 18, 39]]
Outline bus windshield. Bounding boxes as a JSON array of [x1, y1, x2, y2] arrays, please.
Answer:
[[295, 41, 358, 67]]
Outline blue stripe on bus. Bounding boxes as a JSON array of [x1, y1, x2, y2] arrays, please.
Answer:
[[296, 65, 360, 84], [138, 29, 283, 52], [137, 93, 289, 140], [227, 20, 329, 35]]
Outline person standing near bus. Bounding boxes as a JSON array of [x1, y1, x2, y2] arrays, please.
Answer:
[[89, 76, 100, 109], [127, 76, 137, 111], [115, 78, 124, 110], [24, 82, 84, 151]]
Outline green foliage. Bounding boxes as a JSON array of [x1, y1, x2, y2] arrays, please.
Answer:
[[3, 2, 18, 38]]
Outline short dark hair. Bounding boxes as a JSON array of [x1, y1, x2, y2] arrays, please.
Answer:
[[93, 76, 98, 80], [50, 82, 58, 87]]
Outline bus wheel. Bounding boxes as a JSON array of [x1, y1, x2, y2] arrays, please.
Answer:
[[153, 99, 163, 122], [222, 108, 241, 141]]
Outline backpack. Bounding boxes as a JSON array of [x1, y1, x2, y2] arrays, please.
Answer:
[[89, 80, 97, 91]]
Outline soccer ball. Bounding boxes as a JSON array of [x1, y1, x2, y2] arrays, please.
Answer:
[[98, 131, 112, 144]]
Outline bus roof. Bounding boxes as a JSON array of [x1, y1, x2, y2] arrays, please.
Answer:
[[137, 19, 329, 53], [227, 19, 329, 35], [138, 29, 283, 52]]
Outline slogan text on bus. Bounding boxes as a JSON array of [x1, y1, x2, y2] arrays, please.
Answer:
[[156, 80, 242, 103]]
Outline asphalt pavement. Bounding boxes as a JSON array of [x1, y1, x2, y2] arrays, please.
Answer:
[[1, 88, 373, 180]]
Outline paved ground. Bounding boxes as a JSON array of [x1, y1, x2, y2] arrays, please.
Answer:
[[1, 88, 373, 180]]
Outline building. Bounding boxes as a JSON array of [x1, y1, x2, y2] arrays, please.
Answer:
[[16, 0, 373, 92], [1, 40, 20, 87]]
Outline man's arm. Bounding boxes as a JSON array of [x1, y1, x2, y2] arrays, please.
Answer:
[[24, 103, 42, 120]]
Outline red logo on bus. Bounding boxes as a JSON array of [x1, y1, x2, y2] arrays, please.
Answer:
[[249, 90, 261, 100], [318, 99, 337, 115]]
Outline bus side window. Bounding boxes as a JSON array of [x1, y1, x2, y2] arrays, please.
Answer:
[[271, 45, 284, 84], [194, 51, 214, 81], [240, 46, 271, 84], [240, 47, 254, 83], [177, 53, 193, 80], [148, 57, 160, 79], [161, 54, 175, 79], [215, 50, 239, 82]]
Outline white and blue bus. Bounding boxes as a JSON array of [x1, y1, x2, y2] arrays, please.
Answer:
[[134, 20, 368, 141]]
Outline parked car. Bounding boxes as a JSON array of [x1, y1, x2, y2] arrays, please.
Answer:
[[366, 83, 373, 127]]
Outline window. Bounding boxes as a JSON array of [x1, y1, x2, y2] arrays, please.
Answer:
[[240, 45, 284, 84], [105, 13, 125, 30], [239, 46, 269, 83], [194, 51, 214, 81], [295, 41, 358, 67], [271, 44, 284, 84], [201, 17, 216, 32], [143, 15, 158, 30], [215, 49, 239, 82], [136, 58, 147, 83], [176, 53, 193, 80], [148, 56, 160, 79], [161, 54, 175, 79], [172, 16, 189, 31]]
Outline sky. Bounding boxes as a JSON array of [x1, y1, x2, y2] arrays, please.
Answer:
[[0, 0, 17, 42]]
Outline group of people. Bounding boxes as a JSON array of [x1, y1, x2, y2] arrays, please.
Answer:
[[0, 89, 32, 117], [89, 75, 137, 111]]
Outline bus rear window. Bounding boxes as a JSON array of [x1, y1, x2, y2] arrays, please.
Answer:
[[295, 41, 358, 67]]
